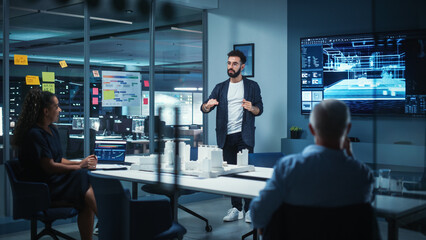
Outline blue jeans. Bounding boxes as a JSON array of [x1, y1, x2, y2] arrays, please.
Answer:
[[222, 132, 253, 212]]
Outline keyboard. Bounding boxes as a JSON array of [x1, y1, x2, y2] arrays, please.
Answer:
[[94, 164, 129, 170]]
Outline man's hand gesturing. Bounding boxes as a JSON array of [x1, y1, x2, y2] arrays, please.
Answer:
[[203, 99, 219, 112]]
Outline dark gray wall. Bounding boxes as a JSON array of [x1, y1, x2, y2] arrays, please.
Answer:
[[288, 0, 426, 145]]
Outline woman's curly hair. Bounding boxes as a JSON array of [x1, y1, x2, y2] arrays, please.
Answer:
[[12, 88, 55, 147]]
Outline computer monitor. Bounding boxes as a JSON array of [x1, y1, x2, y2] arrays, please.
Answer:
[[72, 117, 84, 130], [72, 117, 100, 131], [132, 118, 145, 133], [300, 30, 426, 116], [90, 118, 100, 131], [144, 116, 165, 137], [113, 118, 132, 135]]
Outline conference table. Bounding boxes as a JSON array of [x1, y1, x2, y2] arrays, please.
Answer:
[[92, 169, 266, 199], [234, 167, 426, 240], [373, 196, 426, 240], [92, 167, 426, 240]]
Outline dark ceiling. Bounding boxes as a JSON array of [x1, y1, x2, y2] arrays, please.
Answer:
[[1, 0, 210, 89]]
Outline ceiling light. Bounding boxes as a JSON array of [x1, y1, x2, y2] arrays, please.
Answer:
[[10, 6, 133, 25], [171, 27, 202, 34], [174, 87, 197, 91]]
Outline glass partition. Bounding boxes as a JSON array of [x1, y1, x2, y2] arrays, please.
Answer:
[[1, 0, 4, 165], [369, 6, 426, 239], [9, 1, 85, 159], [0, 0, 5, 218], [153, 3, 203, 148], [86, 2, 204, 154], [88, 1, 150, 155]]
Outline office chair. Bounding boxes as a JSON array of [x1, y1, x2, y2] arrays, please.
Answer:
[[248, 152, 284, 168], [141, 184, 213, 232], [141, 147, 212, 232], [262, 202, 381, 240], [57, 127, 70, 158], [5, 160, 79, 240], [88, 172, 187, 240]]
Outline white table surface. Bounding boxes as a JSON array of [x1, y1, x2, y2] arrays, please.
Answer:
[[92, 169, 426, 214], [373, 195, 426, 218], [92, 170, 267, 199], [236, 169, 426, 199], [236, 167, 274, 179]]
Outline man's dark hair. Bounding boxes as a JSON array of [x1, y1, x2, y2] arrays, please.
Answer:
[[227, 50, 247, 64]]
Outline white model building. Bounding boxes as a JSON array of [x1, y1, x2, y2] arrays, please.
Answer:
[[197, 145, 223, 171], [133, 142, 253, 178], [178, 141, 191, 169], [237, 149, 249, 166], [162, 141, 175, 168]]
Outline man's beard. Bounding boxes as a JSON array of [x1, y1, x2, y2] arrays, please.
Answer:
[[227, 67, 241, 78]]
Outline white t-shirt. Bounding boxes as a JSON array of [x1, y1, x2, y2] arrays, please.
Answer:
[[227, 80, 244, 134]]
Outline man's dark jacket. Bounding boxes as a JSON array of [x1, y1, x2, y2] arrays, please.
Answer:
[[201, 77, 263, 148]]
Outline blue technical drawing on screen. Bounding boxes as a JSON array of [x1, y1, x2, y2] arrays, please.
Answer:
[[300, 31, 426, 116]]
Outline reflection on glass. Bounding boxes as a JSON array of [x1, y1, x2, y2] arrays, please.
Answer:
[[132, 118, 145, 133], [142, 91, 202, 125]]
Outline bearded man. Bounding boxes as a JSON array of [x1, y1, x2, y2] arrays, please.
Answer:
[[201, 49, 263, 223]]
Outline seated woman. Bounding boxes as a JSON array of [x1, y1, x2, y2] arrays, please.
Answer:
[[12, 89, 98, 240]]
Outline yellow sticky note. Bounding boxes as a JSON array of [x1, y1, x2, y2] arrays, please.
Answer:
[[42, 83, 55, 94], [42, 72, 55, 82], [14, 55, 28, 65], [25, 75, 40, 85], [59, 60, 68, 68], [103, 90, 115, 100]]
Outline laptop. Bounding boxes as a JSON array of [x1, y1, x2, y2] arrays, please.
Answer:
[[94, 140, 131, 170]]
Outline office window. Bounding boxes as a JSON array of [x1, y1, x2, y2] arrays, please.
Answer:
[[8, 2, 85, 158]]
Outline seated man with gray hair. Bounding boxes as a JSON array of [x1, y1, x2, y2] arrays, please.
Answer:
[[250, 99, 374, 233]]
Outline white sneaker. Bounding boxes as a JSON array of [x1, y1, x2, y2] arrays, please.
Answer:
[[245, 210, 252, 223], [93, 222, 99, 235], [223, 207, 244, 222]]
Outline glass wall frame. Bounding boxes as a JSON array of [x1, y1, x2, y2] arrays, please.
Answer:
[[0, 0, 206, 218]]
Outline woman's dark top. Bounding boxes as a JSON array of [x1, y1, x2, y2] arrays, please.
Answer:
[[18, 124, 89, 210]]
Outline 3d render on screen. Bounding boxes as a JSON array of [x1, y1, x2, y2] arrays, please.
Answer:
[[300, 30, 426, 116]]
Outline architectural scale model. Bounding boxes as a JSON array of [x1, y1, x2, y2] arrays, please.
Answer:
[[130, 141, 254, 178]]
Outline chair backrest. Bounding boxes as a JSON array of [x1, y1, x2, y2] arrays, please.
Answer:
[[89, 172, 174, 240], [5, 160, 50, 219], [5, 160, 21, 196], [249, 152, 284, 168], [263, 202, 381, 240], [57, 127, 70, 158], [88, 172, 129, 240], [5, 160, 19, 182]]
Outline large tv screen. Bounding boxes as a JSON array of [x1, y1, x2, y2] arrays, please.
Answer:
[[300, 30, 426, 116]]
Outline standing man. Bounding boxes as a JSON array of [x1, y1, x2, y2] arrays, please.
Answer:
[[201, 50, 263, 223]]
